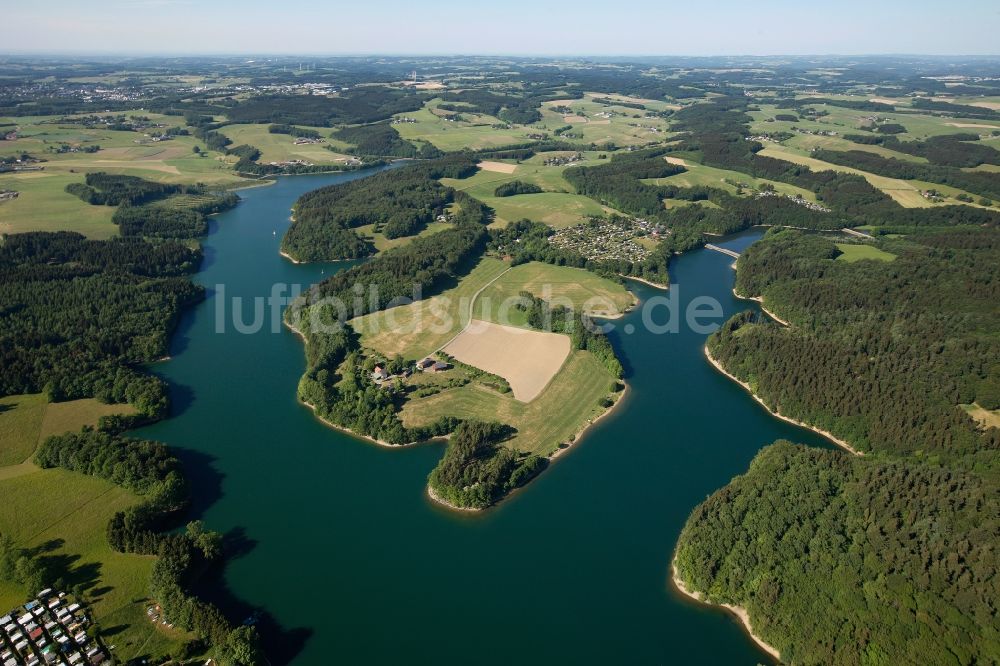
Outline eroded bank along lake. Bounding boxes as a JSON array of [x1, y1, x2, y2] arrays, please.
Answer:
[[137, 171, 832, 664]]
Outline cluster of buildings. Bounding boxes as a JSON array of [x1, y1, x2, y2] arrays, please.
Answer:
[[542, 152, 584, 167], [549, 216, 657, 263], [0, 190, 19, 202], [371, 357, 449, 385], [754, 189, 832, 212], [266, 159, 313, 167], [746, 134, 783, 144], [0, 156, 43, 173], [791, 126, 838, 137], [1, 591, 107, 666], [391, 117, 418, 125], [293, 137, 323, 145]]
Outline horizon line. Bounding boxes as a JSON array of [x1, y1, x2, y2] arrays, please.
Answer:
[[3, 51, 1000, 59]]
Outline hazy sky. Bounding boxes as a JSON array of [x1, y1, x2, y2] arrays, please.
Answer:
[[5, 0, 1000, 56]]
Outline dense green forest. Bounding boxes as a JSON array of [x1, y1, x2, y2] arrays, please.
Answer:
[[224, 87, 426, 126], [675, 442, 1000, 665], [267, 123, 321, 138], [875, 133, 1000, 168], [0, 232, 203, 418], [65, 172, 182, 206], [676, 227, 1000, 664], [428, 421, 546, 509], [493, 180, 543, 197], [64, 173, 239, 239], [281, 156, 479, 260], [811, 148, 1000, 200], [331, 122, 440, 158], [713, 228, 999, 460]]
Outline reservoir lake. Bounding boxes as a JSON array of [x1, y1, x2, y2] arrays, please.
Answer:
[[137, 170, 832, 664]]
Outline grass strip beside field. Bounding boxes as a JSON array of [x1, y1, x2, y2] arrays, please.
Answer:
[[401, 350, 616, 455]]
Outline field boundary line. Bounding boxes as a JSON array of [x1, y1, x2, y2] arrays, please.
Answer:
[[435, 266, 512, 353]]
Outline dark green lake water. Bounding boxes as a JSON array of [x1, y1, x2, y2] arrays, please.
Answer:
[[137, 171, 831, 665]]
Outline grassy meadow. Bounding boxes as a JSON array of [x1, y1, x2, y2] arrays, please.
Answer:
[[401, 349, 620, 456], [392, 99, 534, 151], [442, 152, 618, 227], [353, 256, 510, 358], [0, 394, 181, 660], [0, 112, 251, 236], [834, 243, 898, 263], [218, 123, 353, 163], [476, 262, 635, 324]]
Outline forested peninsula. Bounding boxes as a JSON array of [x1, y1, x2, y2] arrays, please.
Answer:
[[674, 227, 1000, 664]]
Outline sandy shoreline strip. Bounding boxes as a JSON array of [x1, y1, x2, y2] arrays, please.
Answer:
[[426, 484, 480, 512], [279, 249, 302, 264], [622, 274, 669, 290], [704, 345, 862, 456], [732, 289, 790, 327], [670, 559, 781, 662]]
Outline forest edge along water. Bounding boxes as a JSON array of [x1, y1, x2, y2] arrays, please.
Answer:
[[135, 169, 837, 665]]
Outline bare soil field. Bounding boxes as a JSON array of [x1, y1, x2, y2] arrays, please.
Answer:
[[442, 320, 571, 402], [946, 122, 998, 129], [477, 160, 518, 174]]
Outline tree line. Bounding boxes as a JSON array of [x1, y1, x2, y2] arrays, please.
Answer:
[[281, 156, 480, 260], [34, 428, 262, 664], [0, 232, 202, 418], [677, 226, 1000, 664]]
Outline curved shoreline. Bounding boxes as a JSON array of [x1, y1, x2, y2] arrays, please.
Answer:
[[426, 484, 480, 512], [279, 249, 302, 264], [549, 381, 629, 461], [670, 558, 781, 662], [286, 315, 629, 509], [704, 345, 862, 456], [732, 289, 790, 327], [425, 381, 630, 512], [622, 274, 669, 290]]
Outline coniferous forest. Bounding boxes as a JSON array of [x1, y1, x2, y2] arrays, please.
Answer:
[[675, 227, 1000, 664]]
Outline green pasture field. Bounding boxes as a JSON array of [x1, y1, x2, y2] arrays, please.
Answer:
[[218, 123, 353, 163], [645, 155, 819, 201], [834, 243, 898, 262], [353, 256, 510, 359], [391, 99, 535, 151], [400, 349, 619, 456], [0, 393, 181, 660], [475, 262, 636, 324], [442, 152, 619, 227]]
